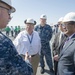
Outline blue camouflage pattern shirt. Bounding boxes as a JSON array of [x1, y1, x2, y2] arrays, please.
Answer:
[[35, 24, 52, 50], [0, 31, 33, 75]]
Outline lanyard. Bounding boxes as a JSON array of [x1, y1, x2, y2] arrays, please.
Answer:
[[27, 33, 33, 44]]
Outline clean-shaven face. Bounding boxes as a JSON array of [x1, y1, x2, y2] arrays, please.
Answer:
[[63, 22, 75, 36], [0, 2, 11, 28], [26, 23, 34, 34], [40, 18, 46, 25]]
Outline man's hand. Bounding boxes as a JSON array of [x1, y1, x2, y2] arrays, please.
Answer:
[[25, 52, 31, 62], [53, 55, 59, 61]]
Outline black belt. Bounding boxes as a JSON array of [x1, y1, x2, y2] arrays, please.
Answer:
[[31, 54, 38, 57]]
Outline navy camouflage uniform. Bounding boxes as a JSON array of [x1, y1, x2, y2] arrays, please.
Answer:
[[0, 31, 33, 75], [35, 24, 53, 70]]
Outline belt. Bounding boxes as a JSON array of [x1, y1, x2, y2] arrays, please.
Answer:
[[31, 54, 38, 57]]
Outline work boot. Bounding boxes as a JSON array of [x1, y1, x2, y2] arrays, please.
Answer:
[[50, 68, 54, 74], [40, 67, 45, 74]]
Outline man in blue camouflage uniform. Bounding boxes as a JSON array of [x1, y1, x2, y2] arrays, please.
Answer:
[[0, 0, 33, 75], [35, 14, 54, 74]]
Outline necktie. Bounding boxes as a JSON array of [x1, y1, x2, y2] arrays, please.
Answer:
[[65, 37, 69, 43]]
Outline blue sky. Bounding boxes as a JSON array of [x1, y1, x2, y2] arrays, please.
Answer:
[[8, 0, 75, 27]]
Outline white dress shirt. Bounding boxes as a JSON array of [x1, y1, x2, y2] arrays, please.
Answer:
[[13, 30, 41, 56]]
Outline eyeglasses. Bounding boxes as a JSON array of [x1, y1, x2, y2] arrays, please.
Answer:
[[0, 6, 12, 15], [62, 23, 71, 28], [58, 24, 62, 26], [61, 24, 65, 27]]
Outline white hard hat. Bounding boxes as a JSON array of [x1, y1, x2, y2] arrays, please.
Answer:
[[1, 0, 15, 13], [24, 18, 36, 25], [40, 14, 47, 19], [63, 12, 75, 22], [58, 17, 63, 22]]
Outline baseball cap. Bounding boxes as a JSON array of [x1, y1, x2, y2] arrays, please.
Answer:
[[63, 12, 75, 22], [1, 0, 15, 13], [24, 18, 36, 25], [40, 14, 47, 19]]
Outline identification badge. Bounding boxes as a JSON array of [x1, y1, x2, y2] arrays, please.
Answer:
[[29, 45, 33, 55], [30, 45, 33, 50]]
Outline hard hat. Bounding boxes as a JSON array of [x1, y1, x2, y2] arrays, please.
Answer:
[[40, 14, 47, 19], [24, 18, 36, 25], [1, 0, 15, 13], [58, 17, 63, 22], [63, 12, 75, 22]]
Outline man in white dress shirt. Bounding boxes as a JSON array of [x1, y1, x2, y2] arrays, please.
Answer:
[[13, 18, 41, 75]]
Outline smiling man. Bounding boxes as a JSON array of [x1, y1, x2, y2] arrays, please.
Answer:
[[58, 12, 75, 75], [13, 18, 41, 75]]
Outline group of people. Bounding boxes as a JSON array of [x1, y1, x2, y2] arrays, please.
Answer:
[[52, 12, 75, 75], [0, 0, 75, 75], [5, 26, 21, 38], [13, 14, 54, 75]]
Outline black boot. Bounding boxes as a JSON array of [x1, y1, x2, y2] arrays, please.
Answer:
[[40, 67, 45, 74], [50, 68, 54, 75]]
